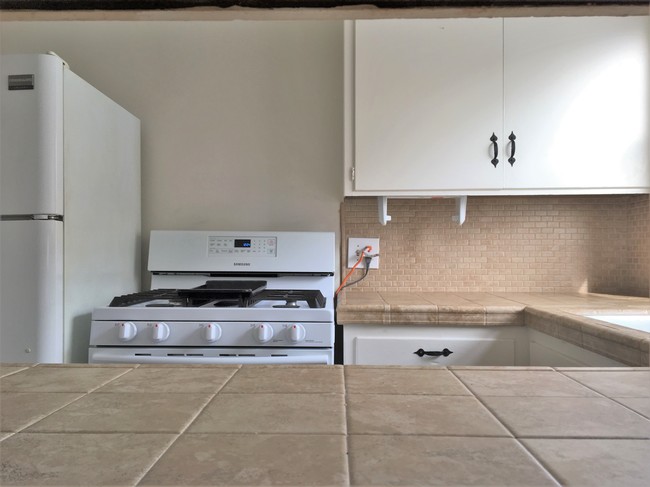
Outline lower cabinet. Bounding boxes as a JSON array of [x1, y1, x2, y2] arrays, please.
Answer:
[[528, 329, 624, 367], [344, 325, 529, 366], [343, 324, 625, 367]]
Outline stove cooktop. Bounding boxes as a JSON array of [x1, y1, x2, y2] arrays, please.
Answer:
[[109, 282, 327, 310]]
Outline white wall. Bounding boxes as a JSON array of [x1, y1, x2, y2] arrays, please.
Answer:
[[0, 21, 344, 286]]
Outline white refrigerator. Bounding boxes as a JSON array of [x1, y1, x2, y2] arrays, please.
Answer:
[[0, 53, 141, 363]]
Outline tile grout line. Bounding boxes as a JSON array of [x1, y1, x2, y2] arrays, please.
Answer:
[[6, 393, 88, 434], [130, 366, 242, 487], [342, 367, 352, 487], [131, 394, 215, 486], [3, 366, 137, 434], [448, 367, 564, 487], [0, 364, 36, 378], [553, 368, 650, 421], [87, 366, 138, 392], [552, 368, 629, 400], [604, 397, 650, 421], [128, 433, 180, 487]]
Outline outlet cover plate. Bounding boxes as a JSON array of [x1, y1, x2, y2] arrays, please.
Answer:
[[347, 238, 380, 269]]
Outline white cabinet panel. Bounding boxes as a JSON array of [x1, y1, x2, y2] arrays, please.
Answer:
[[343, 325, 625, 366], [353, 19, 504, 192], [344, 324, 530, 366], [528, 330, 625, 367], [346, 16, 649, 196], [355, 336, 515, 366], [504, 16, 649, 191]]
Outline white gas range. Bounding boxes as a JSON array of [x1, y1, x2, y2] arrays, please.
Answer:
[[89, 231, 335, 365]]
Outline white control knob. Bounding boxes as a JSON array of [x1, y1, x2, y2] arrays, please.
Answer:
[[151, 322, 170, 343], [118, 322, 137, 342], [255, 323, 274, 343], [288, 324, 306, 343], [204, 323, 222, 343]]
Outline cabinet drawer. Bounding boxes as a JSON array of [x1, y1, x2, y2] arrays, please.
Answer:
[[354, 336, 516, 366]]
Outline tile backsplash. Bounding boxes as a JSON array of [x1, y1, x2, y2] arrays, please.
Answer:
[[340, 195, 649, 297]]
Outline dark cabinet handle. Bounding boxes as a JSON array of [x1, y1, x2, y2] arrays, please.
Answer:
[[508, 131, 517, 166], [490, 133, 499, 167], [414, 348, 453, 358]]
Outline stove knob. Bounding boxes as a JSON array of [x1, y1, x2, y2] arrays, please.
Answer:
[[255, 323, 274, 343], [118, 322, 137, 342], [152, 322, 170, 343], [204, 323, 222, 343], [288, 324, 306, 343]]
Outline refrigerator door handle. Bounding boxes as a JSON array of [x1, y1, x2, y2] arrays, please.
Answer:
[[1, 214, 63, 221]]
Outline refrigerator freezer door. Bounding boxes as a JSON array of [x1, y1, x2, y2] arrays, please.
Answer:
[[0, 54, 63, 215], [0, 219, 64, 363], [62, 68, 141, 363]]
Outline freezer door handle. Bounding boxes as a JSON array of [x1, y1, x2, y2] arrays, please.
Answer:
[[1, 214, 63, 221]]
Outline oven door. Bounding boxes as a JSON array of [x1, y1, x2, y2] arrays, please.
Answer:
[[88, 347, 333, 365]]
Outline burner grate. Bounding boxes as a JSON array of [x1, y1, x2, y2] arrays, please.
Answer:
[[108, 285, 326, 309], [109, 289, 180, 307], [178, 280, 267, 307], [253, 289, 326, 309]]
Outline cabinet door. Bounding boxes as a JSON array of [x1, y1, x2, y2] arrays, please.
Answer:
[[504, 16, 649, 191], [353, 19, 504, 192]]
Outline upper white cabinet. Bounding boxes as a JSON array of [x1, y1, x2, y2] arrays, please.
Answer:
[[350, 18, 504, 193], [345, 16, 649, 196], [504, 16, 648, 191]]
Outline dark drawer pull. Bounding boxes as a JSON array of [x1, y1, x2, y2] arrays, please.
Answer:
[[414, 348, 453, 358]]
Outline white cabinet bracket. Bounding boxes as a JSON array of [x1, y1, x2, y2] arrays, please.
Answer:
[[377, 196, 467, 226], [377, 196, 392, 225], [452, 196, 467, 226]]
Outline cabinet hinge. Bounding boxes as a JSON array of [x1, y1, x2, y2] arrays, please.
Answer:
[[351, 167, 355, 181]]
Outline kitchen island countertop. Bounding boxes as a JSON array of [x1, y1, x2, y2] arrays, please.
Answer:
[[1, 363, 649, 486], [337, 292, 650, 366]]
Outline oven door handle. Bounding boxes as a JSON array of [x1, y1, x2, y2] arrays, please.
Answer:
[[89, 351, 332, 365]]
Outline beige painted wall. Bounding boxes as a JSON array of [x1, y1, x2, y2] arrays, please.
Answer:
[[2, 18, 648, 296], [0, 21, 344, 286]]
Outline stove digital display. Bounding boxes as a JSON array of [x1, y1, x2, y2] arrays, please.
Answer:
[[234, 239, 252, 248], [208, 236, 276, 256]]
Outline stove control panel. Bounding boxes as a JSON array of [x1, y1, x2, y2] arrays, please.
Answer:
[[92, 320, 333, 348], [208, 236, 277, 256]]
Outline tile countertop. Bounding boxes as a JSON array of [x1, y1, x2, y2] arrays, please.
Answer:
[[0, 364, 649, 486], [336, 292, 650, 366]]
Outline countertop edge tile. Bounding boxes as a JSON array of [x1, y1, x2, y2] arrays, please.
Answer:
[[338, 292, 650, 366]]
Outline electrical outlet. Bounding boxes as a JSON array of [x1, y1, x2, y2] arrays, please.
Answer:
[[347, 238, 380, 269]]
